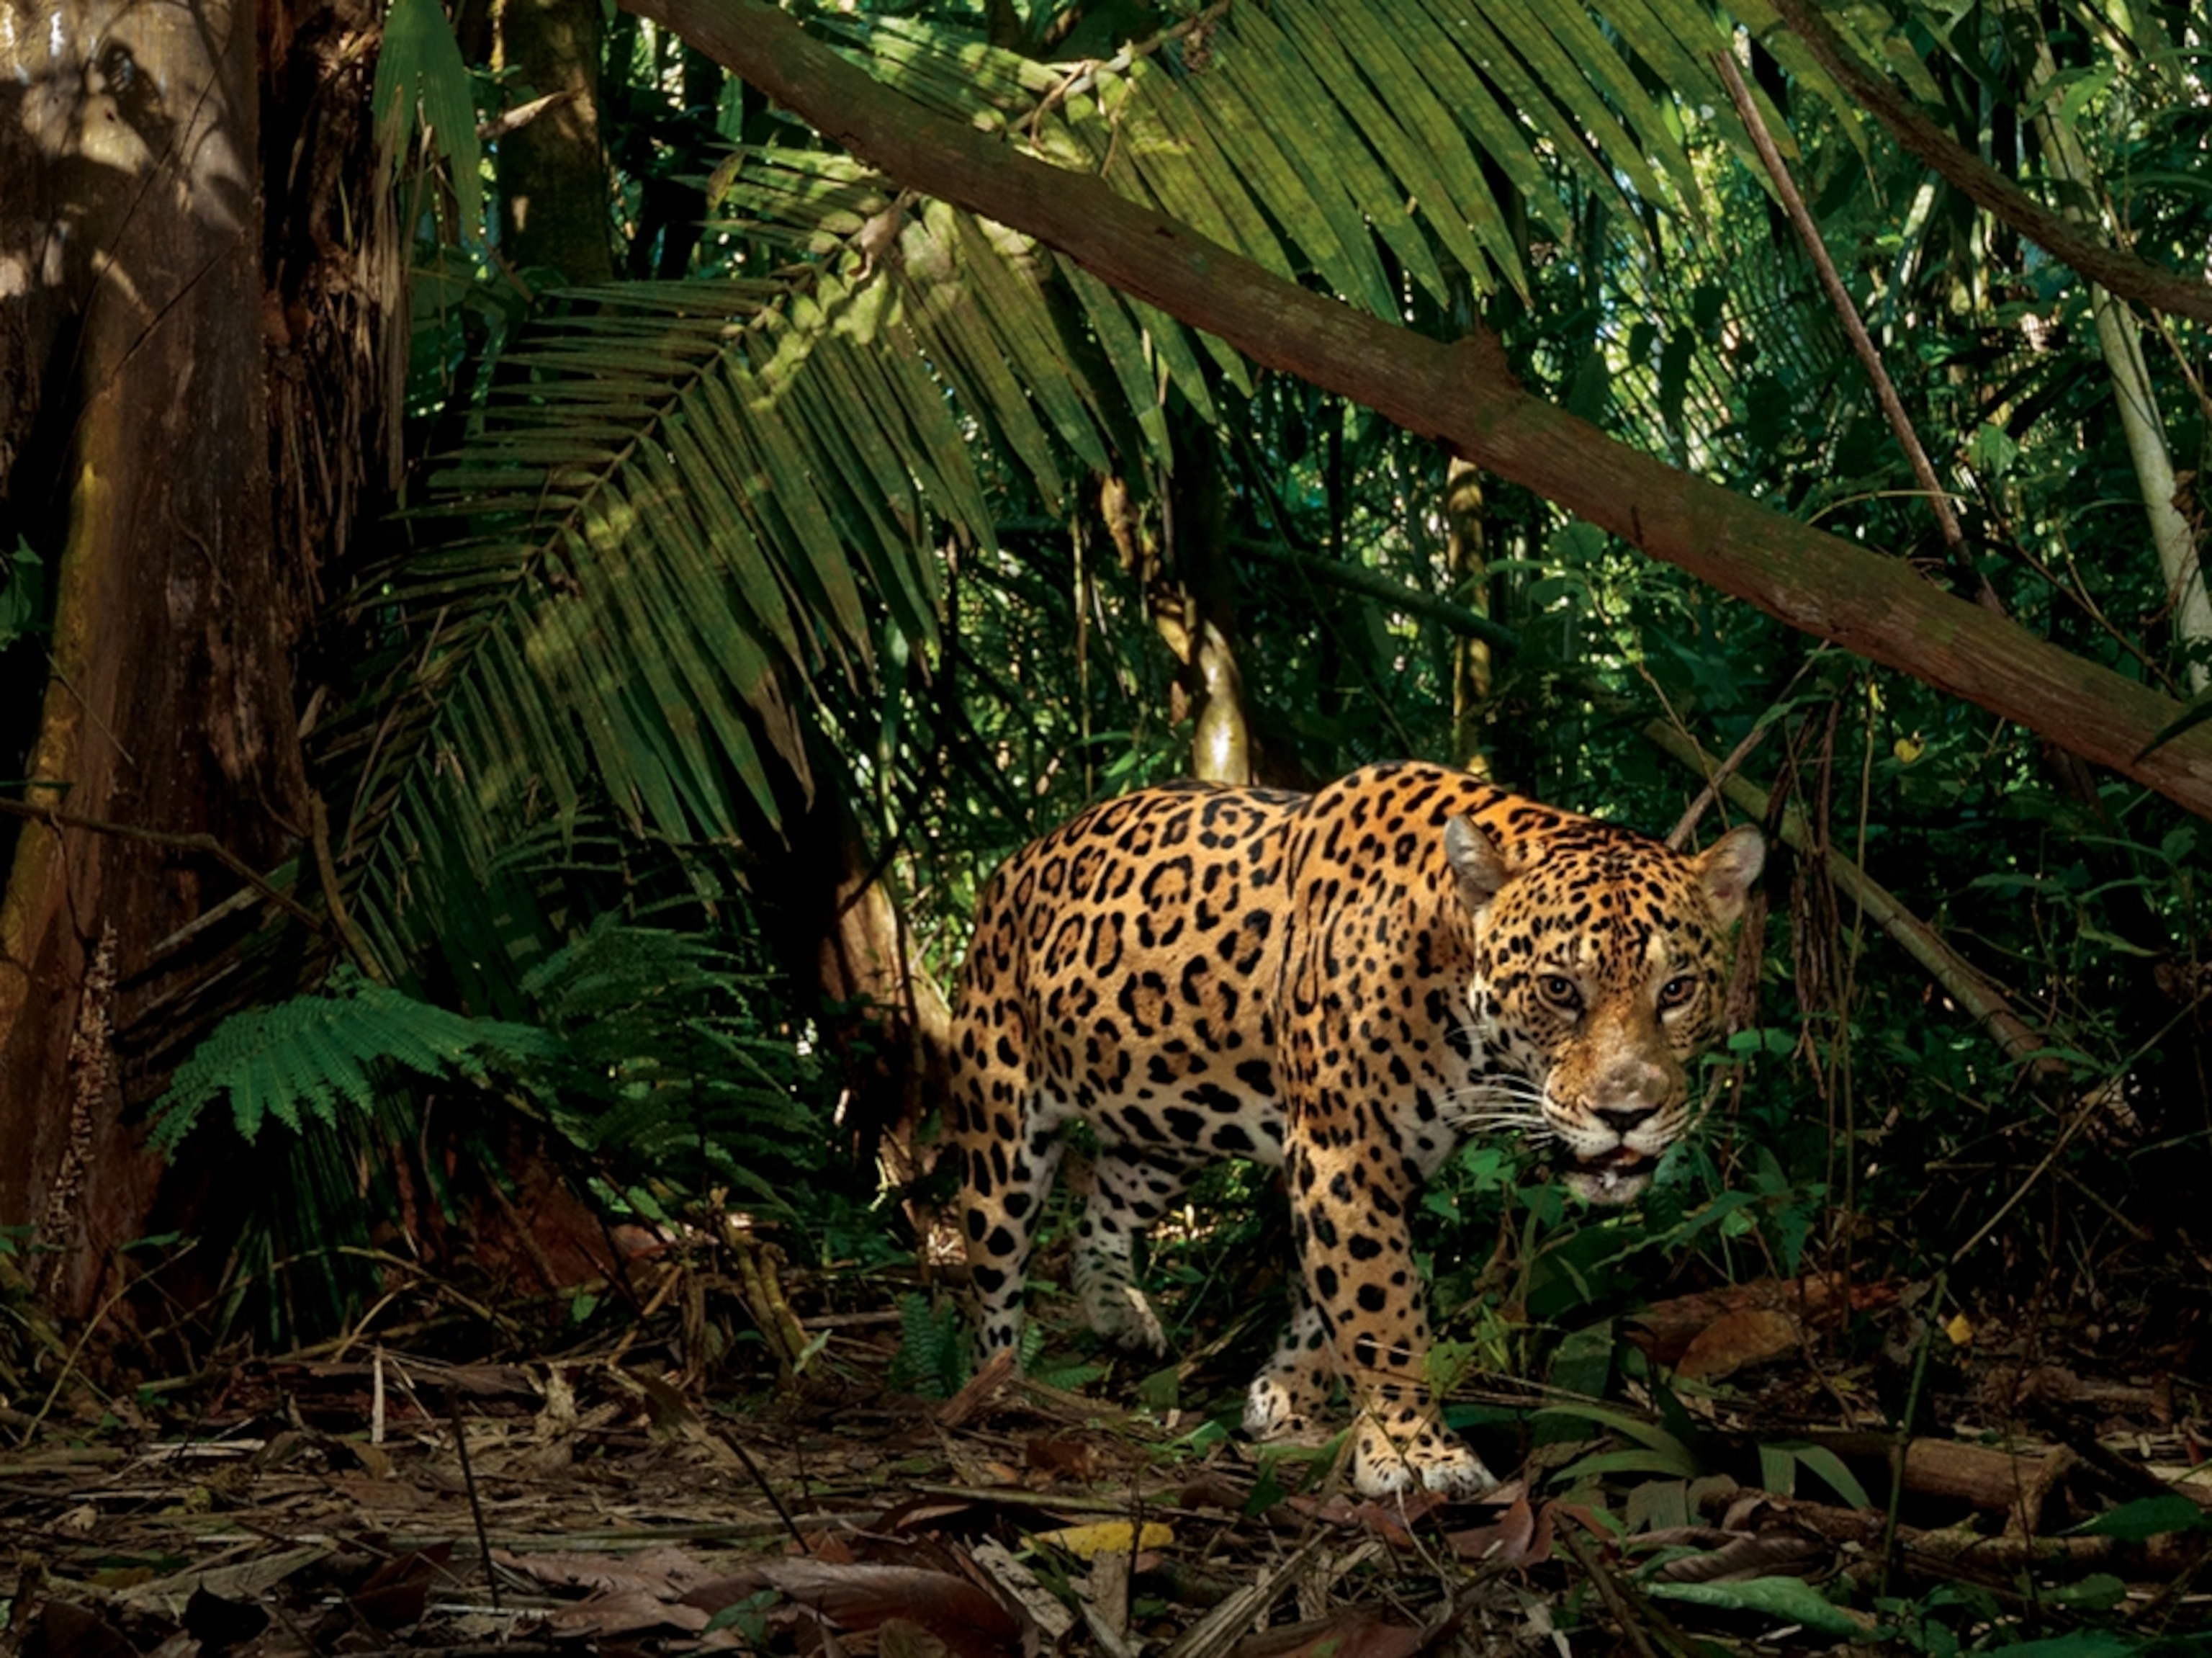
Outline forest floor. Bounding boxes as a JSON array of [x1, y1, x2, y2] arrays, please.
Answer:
[[4, 1260, 2211, 1658]]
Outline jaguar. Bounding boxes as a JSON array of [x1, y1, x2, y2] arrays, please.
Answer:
[[949, 761, 1763, 1498]]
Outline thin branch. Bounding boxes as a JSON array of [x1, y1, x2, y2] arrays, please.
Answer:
[[1644, 721, 2064, 1077], [1766, 0, 2212, 325], [0, 794, 323, 933], [310, 793, 386, 982], [1713, 47, 1987, 608], [1236, 537, 1519, 650]]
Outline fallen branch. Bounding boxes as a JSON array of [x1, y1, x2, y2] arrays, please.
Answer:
[[1789, 1433, 2078, 1530], [1704, 1486, 2205, 1585], [616, 0, 2212, 819]]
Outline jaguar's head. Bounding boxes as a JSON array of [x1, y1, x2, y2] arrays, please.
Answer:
[[1448, 815, 1765, 1205]]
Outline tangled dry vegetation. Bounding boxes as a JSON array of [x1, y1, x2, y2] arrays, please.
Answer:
[[4, 1244, 2211, 1658]]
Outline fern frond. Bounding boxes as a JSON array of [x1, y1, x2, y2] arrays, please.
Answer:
[[888, 1291, 971, 1399], [518, 914, 826, 1182], [150, 967, 559, 1151]]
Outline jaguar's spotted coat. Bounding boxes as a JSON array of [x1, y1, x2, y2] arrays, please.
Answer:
[[950, 761, 1763, 1498]]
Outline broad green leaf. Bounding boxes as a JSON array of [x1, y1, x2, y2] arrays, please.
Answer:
[[372, 0, 483, 232], [1647, 1578, 1882, 1641], [1553, 1443, 1700, 1482], [1776, 1442, 1872, 1509], [2074, 1493, 2211, 1540]]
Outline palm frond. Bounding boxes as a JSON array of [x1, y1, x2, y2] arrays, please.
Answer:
[[322, 148, 1183, 977], [319, 0, 1920, 992], [819, 0, 1887, 307]]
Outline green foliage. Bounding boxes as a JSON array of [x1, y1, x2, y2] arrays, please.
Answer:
[[204, 0, 2212, 1523], [519, 916, 824, 1204], [2074, 1495, 2212, 1542], [1647, 1577, 1884, 1642], [0, 537, 42, 650], [370, 0, 482, 230], [148, 966, 556, 1150], [888, 1291, 971, 1399]]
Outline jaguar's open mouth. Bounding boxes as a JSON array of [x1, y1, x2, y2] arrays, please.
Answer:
[[1569, 1146, 1657, 1199]]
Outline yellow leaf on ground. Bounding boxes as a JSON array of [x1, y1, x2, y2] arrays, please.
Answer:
[[1030, 1520, 1174, 1557]]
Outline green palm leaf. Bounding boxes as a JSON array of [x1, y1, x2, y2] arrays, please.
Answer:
[[320, 145, 1190, 980]]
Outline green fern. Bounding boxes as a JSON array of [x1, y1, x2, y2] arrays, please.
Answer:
[[149, 967, 557, 1151], [888, 1291, 971, 1399], [520, 915, 824, 1203], [1030, 1358, 1107, 1393]]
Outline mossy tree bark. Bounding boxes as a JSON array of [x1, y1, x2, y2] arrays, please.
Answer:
[[498, 0, 614, 283], [1444, 459, 1495, 776], [0, 0, 313, 1315]]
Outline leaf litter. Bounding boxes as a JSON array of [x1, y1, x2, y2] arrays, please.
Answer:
[[4, 1267, 2212, 1657]]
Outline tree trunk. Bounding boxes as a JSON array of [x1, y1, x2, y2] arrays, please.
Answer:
[[1444, 458, 1495, 774], [626, 0, 2212, 820], [0, 0, 310, 1316], [1102, 464, 1256, 787], [498, 0, 614, 283], [752, 766, 950, 1197]]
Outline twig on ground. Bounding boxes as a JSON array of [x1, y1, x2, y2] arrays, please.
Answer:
[[445, 1387, 502, 1610]]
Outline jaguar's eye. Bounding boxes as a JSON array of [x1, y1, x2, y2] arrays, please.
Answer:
[[1537, 973, 1581, 1009], [1658, 974, 1698, 1010]]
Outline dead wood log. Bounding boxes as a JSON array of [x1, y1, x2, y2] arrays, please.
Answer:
[[1698, 1488, 2204, 1586], [1789, 1432, 2079, 1528]]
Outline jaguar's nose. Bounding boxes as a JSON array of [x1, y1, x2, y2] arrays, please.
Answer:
[[1596, 1100, 1660, 1133]]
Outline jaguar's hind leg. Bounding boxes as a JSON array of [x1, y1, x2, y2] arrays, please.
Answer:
[[1071, 1146, 1193, 1353], [954, 1013, 1065, 1358]]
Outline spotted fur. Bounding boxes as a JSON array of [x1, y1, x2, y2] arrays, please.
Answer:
[[950, 761, 1763, 1498]]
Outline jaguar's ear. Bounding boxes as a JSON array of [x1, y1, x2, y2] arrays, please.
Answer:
[[1696, 824, 1766, 929], [1444, 817, 1510, 913]]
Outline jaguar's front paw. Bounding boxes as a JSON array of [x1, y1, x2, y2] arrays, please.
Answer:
[[1351, 1413, 1500, 1500]]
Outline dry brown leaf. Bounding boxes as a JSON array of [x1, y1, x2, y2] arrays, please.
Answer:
[[1627, 1275, 1898, 1367], [348, 1546, 450, 1630], [691, 1561, 1024, 1658], [1229, 1608, 1429, 1658], [1288, 1488, 1447, 1543], [493, 1543, 721, 1599], [1177, 1471, 1251, 1510], [181, 1586, 270, 1650], [1025, 1434, 1102, 1481], [1445, 1495, 1555, 1567], [1676, 1308, 1799, 1380], [25, 1600, 135, 1658], [547, 1587, 713, 1637], [880, 1617, 956, 1658]]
